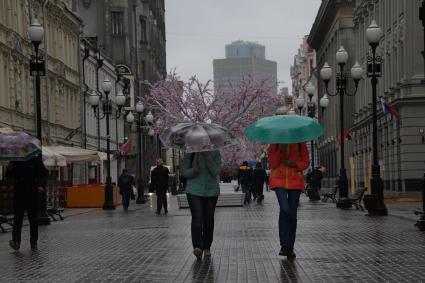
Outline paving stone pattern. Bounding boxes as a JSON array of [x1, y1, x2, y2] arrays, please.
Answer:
[[0, 191, 425, 283]]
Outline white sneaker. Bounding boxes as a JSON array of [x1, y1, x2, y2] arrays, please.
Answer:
[[193, 248, 202, 260], [203, 249, 211, 257]]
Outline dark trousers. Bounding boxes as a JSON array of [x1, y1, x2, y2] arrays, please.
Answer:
[[274, 188, 301, 251], [156, 190, 168, 213], [13, 193, 39, 244], [241, 184, 251, 204], [255, 183, 264, 199], [122, 191, 131, 210], [186, 194, 218, 250]]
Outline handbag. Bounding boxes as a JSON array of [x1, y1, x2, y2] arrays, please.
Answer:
[[131, 185, 137, 200]]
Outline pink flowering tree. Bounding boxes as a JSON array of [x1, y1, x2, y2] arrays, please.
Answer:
[[139, 71, 278, 168]]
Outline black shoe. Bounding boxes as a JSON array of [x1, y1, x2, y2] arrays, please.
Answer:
[[164, 210, 168, 215], [287, 250, 296, 259], [279, 247, 290, 256], [193, 248, 203, 260], [30, 242, 38, 250], [9, 240, 20, 251]]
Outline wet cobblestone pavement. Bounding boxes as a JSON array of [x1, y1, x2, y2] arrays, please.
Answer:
[[1, 190, 425, 283]]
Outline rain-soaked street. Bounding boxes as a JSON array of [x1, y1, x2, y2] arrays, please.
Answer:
[[0, 186, 424, 283]]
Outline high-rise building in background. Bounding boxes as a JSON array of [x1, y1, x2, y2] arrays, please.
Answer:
[[213, 41, 277, 95], [225, 40, 265, 59]]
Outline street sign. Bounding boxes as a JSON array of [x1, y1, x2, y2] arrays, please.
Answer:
[[30, 61, 46, 76]]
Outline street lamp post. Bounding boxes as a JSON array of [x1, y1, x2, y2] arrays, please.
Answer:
[[417, 0, 425, 230], [29, 19, 50, 225], [295, 83, 329, 170], [126, 104, 155, 203], [89, 78, 126, 210], [135, 102, 145, 204], [363, 20, 388, 216], [320, 46, 363, 209]]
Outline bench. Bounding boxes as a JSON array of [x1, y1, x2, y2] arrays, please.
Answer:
[[322, 186, 338, 203], [47, 207, 64, 221], [350, 188, 367, 211], [177, 193, 244, 208], [0, 214, 14, 233]]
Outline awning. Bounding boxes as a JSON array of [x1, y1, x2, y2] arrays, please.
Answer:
[[42, 146, 67, 167], [97, 151, 114, 161], [42, 146, 101, 167]]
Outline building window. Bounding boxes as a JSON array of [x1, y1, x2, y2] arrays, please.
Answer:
[[141, 60, 146, 80], [140, 16, 147, 43], [111, 11, 124, 36]]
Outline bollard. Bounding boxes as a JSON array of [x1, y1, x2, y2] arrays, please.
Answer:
[[416, 172, 425, 231]]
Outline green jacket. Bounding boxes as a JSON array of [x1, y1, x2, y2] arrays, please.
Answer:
[[181, 151, 222, 197]]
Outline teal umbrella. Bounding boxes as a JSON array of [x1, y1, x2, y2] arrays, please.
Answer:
[[244, 115, 325, 144]]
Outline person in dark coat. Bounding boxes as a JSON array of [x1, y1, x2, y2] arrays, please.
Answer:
[[150, 158, 170, 214], [308, 166, 323, 201], [118, 169, 134, 211], [252, 163, 267, 203], [238, 161, 253, 205], [6, 155, 47, 251]]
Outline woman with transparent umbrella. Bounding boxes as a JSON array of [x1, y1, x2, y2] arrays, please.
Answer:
[[161, 123, 235, 260]]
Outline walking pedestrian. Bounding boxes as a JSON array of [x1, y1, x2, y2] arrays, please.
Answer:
[[181, 151, 222, 260], [150, 158, 170, 215], [265, 168, 270, 191], [252, 163, 267, 203], [238, 161, 253, 205], [118, 169, 134, 211], [6, 155, 47, 251], [268, 143, 309, 258]]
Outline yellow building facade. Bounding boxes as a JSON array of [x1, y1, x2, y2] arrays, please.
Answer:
[[0, 0, 82, 145]]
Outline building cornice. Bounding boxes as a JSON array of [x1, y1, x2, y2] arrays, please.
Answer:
[[307, 0, 355, 49]]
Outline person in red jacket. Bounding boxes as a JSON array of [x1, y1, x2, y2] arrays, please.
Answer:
[[268, 143, 309, 258]]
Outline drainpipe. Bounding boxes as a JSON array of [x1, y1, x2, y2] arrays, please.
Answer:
[[81, 40, 90, 149], [28, 0, 33, 22], [42, 0, 50, 144], [79, 34, 88, 184]]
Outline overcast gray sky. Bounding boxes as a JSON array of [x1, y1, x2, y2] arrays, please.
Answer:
[[165, 0, 321, 91]]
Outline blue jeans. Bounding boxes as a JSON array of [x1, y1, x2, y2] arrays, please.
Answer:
[[274, 188, 301, 251]]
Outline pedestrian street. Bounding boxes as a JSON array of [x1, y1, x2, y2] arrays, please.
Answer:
[[0, 187, 424, 283]]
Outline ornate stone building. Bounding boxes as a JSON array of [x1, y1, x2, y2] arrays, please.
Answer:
[[308, 0, 358, 188], [80, 38, 126, 185], [73, 0, 167, 182], [0, 0, 82, 146], [351, 0, 425, 192], [290, 36, 317, 107]]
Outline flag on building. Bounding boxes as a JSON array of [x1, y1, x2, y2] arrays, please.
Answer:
[[381, 97, 399, 117], [338, 129, 352, 145], [120, 139, 132, 154]]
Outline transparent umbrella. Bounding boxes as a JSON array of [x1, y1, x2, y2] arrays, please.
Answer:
[[160, 123, 238, 153], [0, 128, 41, 161]]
